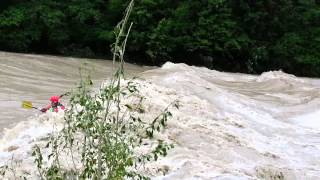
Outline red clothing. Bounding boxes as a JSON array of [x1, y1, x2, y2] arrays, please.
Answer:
[[42, 102, 65, 113]]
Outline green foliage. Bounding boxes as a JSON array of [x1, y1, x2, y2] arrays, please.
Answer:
[[0, 0, 320, 76], [132, 0, 249, 67], [29, 1, 178, 179], [232, 0, 320, 76]]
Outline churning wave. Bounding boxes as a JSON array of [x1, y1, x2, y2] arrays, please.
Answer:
[[1, 62, 320, 179]]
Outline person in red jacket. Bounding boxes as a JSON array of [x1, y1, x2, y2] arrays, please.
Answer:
[[41, 95, 65, 113]]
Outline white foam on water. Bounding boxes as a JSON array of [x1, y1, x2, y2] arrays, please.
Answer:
[[0, 112, 64, 167], [141, 62, 320, 179], [291, 110, 320, 130], [1, 62, 320, 179], [256, 70, 305, 83]]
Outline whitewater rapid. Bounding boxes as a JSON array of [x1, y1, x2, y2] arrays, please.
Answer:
[[142, 63, 320, 179], [1, 59, 320, 179]]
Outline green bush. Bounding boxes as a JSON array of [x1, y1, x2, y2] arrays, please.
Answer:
[[1, 1, 178, 179], [30, 1, 178, 179]]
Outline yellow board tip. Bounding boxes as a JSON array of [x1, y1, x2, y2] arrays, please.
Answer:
[[22, 101, 33, 109]]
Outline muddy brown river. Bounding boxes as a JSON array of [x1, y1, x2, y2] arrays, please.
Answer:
[[1, 52, 320, 179], [0, 51, 150, 131]]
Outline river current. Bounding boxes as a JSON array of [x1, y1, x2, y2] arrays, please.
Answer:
[[0, 51, 150, 131], [1, 52, 320, 179]]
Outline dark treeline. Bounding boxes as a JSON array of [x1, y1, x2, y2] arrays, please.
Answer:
[[0, 0, 319, 77]]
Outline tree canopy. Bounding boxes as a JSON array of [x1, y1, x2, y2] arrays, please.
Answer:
[[0, 0, 319, 77]]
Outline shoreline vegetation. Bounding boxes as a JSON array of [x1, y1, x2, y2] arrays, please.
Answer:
[[1, 1, 179, 179], [0, 0, 320, 77]]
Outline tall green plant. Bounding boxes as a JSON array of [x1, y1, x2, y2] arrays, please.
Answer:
[[30, 0, 178, 179]]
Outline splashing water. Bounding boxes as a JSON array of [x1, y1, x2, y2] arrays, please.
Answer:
[[1, 54, 320, 179]]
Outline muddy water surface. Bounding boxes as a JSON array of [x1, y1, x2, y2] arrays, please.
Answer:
[[0, 52, 150, 132]]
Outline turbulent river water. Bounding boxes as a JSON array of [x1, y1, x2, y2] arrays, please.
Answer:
[[0, 52, 150, 131], [1, 52, 320, 179]]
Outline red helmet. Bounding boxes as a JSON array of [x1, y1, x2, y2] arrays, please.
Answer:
[[50, 96, 60, 103]]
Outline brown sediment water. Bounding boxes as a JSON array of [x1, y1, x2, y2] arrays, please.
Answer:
[[0, 51, 151, 132], [0, 55, 320, 179]]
